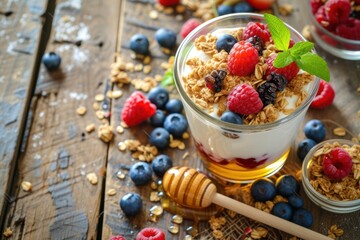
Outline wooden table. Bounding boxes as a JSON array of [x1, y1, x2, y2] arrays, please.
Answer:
[[0, 0, 359, 239]]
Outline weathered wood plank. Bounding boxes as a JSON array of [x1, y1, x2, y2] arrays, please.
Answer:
[[3, 0, 121, 239], [0, 0, 47, 228]]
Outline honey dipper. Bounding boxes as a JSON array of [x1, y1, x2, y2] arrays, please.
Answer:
[[163, 167, 331, 240]]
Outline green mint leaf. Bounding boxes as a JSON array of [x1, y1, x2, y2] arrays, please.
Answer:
[[264, 13, 290, 51], [289, 42, 314, 59], [295, 52, 330, 81], [161, 69, 174, 86], [273, 50, 294, 68]]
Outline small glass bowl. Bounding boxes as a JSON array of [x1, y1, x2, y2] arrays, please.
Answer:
[[306, 0, 360, 60], [302, 139, 360, 213]]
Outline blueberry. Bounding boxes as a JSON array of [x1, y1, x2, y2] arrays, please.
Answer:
[[271, 202, 293, 220], [275, 175, 300, 197], [234, 2, 253, 13], [220, 111, 243, 124], [303, 119, 326, 143], [129, 162, 153, 186], [42, 52, 61, 71], [120, 192, 143, 216], [129, 34, 150, 55], [216, 34, 238, 53], [291, 208, 313, 228], [288, 194, 304, 209], [163, 113, 188, 138], [150, 110, 166, 127], [217, 4, 234, 16], [155, 28, 177, 49], [147, 86, 169, 109], [297, 138, 317, 161], [149, 127, 170, 149], [165, 98, 183, 113], [151, 154, 173, 177], [250, 178, 276, 202]]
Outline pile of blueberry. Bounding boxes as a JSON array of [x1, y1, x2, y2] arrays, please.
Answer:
[[251, 175, 313, 228], [130, 28, 177, 55], [120, 86, 189, 217], [297, 119, 326, 161]]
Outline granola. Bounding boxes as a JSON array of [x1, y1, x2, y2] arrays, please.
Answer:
[[182, 28, 314, 124]]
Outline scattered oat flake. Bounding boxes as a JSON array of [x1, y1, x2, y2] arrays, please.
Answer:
[[107, 189, 116, 196], [116, 171, 126, 180], [21, 181, 32, 192], [149, 10, 158, 19], [182, 132, 189, 139], [96, 110, 105, 120], [301, 25, 312, 41], [116, 126, 124, 134], [3, 227, 12, 238], [168, 224, 179, 234], [333, 127, 346, 136], [93, 102, 100, 110], [143, 65, 152, 74], [118, 142, 127, 151], [143, 56, 151, 65], [76, 106, 87, 116], [150, 191, 160, 202], [95, 94, 105, 102], [279, 3, 293, 16], [86, 173, 98, 185], [86, 123, 96, 133], [182, 151, 189, 159], [120, 121, 128, 128], [98, 124, 114, 143]]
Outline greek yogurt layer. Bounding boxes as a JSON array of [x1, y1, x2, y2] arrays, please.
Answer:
[[179, 27, 317, 169]]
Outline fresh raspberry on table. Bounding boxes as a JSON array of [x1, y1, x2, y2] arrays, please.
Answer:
[[324, 0, 352, 24], [180, 18, 202, 39], [310, 79, 335, 109], [336, 18, 360, 40], [136, 227, 165, 240], [121, 91, 156, 127], [227, 84, 263, 115], [265, 54, 299, 82], [110, 235, 126, 240], [157, 0, 180, 7], [228, 41, 259, 76], [242, 22, 271, 43], [323, 147, 353, 180], [310, 0, 324, 14]]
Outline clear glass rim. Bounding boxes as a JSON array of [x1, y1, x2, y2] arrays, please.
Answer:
[[306, 0, 360, 45], [174, 13, 320, 132], [302, 139, 360, 206]]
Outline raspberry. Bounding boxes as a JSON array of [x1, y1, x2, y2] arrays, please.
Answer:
[[180, 18, 202, 39], [315, 6, 335, 32], [242, 22, 271, 43], [110, 235, 126, 240], [265, 54, 299, 82], [324, 0, 351, 24], [121, 91, 156, 127], [227, 84, 263, 115], [310, 79, 335, 109], [136, 227, 165, 240], [336, 18, 360, 40], [228, 41, 259, 76], [157, 0, 180, 7], [323, 147, 353, 180], [310, 0, 324, 14]]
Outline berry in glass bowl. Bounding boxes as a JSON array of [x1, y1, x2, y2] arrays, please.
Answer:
[[307, 0, 360, 60]]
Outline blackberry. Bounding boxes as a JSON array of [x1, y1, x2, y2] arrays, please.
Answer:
[[205, 69, 227, 93], [267, 72, 287, 91], [246, 35, 264, 55], [257, 82, 277, 106]]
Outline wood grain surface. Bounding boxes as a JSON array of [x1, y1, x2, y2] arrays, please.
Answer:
[[1, 0, 359, 239]]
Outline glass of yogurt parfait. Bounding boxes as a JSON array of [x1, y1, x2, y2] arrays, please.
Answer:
[[173, 13, 320, 183]]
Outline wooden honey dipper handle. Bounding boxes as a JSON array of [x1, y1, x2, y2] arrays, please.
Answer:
[[163, 167, 331, 240]]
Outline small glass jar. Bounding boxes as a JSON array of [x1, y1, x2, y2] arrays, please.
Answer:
[[302, 139, 360, 213]]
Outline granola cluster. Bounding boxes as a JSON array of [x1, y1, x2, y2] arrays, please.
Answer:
[[309, 141, 360, 201], [182, 27, 314, 125]]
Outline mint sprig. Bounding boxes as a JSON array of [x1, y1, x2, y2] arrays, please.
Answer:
[[264, 13, 330, 81], [161, 68, 174, 87]]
